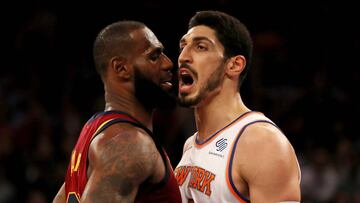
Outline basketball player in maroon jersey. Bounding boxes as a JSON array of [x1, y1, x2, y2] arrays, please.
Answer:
[[53, 20, 181, 203]]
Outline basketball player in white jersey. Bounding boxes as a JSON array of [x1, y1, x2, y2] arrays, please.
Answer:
[[174, 10, 301, 203]]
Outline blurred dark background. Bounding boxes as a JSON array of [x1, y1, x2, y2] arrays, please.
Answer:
[[0, 1, 359, 202]]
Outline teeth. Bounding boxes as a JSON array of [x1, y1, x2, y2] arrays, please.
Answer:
[[161, 81, 172, 86]]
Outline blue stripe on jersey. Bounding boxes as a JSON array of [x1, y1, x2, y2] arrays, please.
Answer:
[[228, 120, 277, 203], [195, 111, 255, 145]]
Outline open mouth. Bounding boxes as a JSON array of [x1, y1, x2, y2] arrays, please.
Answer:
[[180, 72, 194, 86], [178, 68, 195, 94]]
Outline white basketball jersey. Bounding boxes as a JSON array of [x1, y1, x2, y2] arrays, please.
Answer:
[[174, 111, 275, 203]]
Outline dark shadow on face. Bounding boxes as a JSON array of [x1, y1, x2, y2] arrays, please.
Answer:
[[134, 67, 177, 110]]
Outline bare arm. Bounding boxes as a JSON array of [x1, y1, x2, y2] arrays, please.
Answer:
[[53, 183, 66, 203], [236, 123, 301, 203], [81, 124, 159, 202]]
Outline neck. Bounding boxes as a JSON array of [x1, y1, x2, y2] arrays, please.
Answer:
[[194, 90, 249, 142], [104, 84, 153, 131]]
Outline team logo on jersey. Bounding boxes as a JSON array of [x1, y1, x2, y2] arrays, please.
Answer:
[[216, 138, 228, 152], [175, 166, 216, 196], [71, 150, 82, 175]]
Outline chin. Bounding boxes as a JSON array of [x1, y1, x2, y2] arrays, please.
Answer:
[[177, 95, 199, 108]]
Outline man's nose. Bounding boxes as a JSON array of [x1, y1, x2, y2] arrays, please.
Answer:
[[178, 46, 192, 65], [161, 53, 173, 71]]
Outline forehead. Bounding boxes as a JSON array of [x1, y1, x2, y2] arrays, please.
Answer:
[[181, 25, 219, 44], [130, 27, 163, 53], [143, 27, 162, 47]]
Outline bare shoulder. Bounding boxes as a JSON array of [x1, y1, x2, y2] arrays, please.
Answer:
[[235, 122, 301, 201], [89, 122, 159, 177], [82, 122, 159, 202], [240, 122, 294, 156], [90, 122, 158, 161], [238, 122, 299, 179]]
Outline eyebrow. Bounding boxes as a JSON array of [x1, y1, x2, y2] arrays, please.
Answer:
[[180, 36, 215, 46], [146, 46, 164, 55]]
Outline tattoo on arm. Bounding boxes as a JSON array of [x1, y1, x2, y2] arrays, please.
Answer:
[[82, 131, 158, 202]]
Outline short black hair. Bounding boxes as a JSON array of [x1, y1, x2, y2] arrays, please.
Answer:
[[93, 21, 145, 77], [189, 10, 253, 87]]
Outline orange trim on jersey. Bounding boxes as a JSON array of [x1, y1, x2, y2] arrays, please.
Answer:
[[66, 192, 80, 203], [225, 131, 249, 203], [194, 112, 263, 149], [225, 116, 273, 203]]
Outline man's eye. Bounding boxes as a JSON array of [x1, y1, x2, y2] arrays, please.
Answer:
[[150, 54, 160, 61], [197, 45, 206, 50]]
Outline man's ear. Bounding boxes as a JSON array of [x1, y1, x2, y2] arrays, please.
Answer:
[[109, 56, 131, 80], [226, 55, 246, 78]]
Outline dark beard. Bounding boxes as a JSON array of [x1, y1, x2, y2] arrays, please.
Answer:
[[134, 68, 176, 110], [178, 64, 224, 107]]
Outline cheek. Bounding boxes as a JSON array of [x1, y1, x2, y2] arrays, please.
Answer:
[[196, 70, 211, 86], [195, 53, 223, 68], [197, 60, 220, 77], [149, 68, 161, 83], [136, 64, 158, 78]]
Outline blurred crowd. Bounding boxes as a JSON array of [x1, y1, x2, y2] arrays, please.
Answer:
[[0, 1, 359, 203]]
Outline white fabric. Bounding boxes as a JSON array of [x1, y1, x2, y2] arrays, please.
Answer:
[[175, 112, 272, 203]]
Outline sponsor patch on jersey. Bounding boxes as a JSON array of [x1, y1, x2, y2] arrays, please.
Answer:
[[216, 138, 228, 152], [208, 151, 224, 158]]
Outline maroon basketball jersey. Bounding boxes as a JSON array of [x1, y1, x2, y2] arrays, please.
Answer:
[[64, 111, 181, 203]]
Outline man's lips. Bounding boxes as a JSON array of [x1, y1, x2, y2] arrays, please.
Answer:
[[160, 81, 173, 91], [160, 72, 174, 91]]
